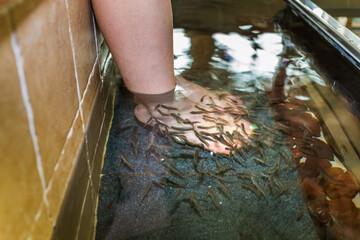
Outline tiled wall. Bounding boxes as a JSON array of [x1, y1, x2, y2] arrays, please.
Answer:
[[0, 0, 113, 239]]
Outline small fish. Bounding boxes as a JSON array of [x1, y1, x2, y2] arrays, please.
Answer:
[[217, 185, 232, 202], [241, 123, 248, 137], [170, 113, 185, 124], [207, 170, 234, 183], [241, 182, 261, 198], [146, 132, 155, 152], [141, 180, 153, 202], [275, 183, 291, 198], [198, 160, 205, 173], [131, 127, 139, 157], [120, 154, 134, 171], [157, 109, 170, 116], [251, 176, 267, 198], [207, 187, 221, 210], [160, 104, 178, 111], [105, 197, 115, 210], [161, 177, 186, 188], [218, 93, 227, 100], [154, 104, 161, 110], [200, 95, 207, 102], [233, 150, 245, 166], [187, 193, 205, 217], [194, 131, 210, 146], [208, 96, 217, 106], [216, 125, 224, 135], [190, 111, 207, 115], [115, 125, 133, 134], [217, 117, 230, 125], [195, 105, 211, 113], [173, 188, 183, 203], [197, 125, 216, 129], [202, 115, 217, 123], [253, 156, 271, 167], [171, 126, 193, 131], [165, 162, 185, 180], [214, 163, 234, 175], [193, 148, 199, 172], [182, 119, 200, 125], [172, 135, 187, 145]]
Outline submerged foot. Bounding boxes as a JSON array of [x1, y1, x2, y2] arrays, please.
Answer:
[[134, 78, 252, 154], [175, 75, 248, 115]]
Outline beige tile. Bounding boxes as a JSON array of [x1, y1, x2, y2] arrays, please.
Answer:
[[99, 40, 109, 74], [11, 0, 79, 183], [0, 13, 44, 240], [27, 202, 53, 240], [81, 61, 101, 128], [51, 143, 91, 240], [92, 108, 114, 196], [0, 1, 9, 9], [67, 0, 97, 98], [77, 182, 96, 240], [46, 112, 84, 223], [82, 71, 102, 169]]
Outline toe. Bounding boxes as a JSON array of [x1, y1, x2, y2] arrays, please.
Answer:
[[134, 104, 154, 125]]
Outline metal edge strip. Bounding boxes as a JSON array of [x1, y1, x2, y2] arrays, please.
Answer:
[[286, 0, 360, 71]]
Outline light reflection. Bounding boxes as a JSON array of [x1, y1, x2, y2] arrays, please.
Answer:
[[173, 28, 192, 75]]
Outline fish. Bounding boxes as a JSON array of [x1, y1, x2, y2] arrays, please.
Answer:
[[253, 156, 271, 167], [207, 169, 234, 183], [241, 182, 261, 198], [120, 154, 134, 171], [157, 109, 170, 116], [160, 104, 178, 111], [194, 131, 210, 146], [217, 184, 232, 202], [172, 135, 187, 145], [200, 95, 207, 102], [198, 160, 205, 173], [251, 176, 267, 198], [190, 111, 207, 115], [182, 119, 200, 125], [146, 132, 155, 153], [197, 125, 216, 129], [241, 123, 248, 137], [193, 148, 199, 172], [207, 187, 221, 210], [187, 193, 205, 217], [130, 127, 139, 157], [170, 113, 185, 124], [161, 177, 186, 188], [141, 180, 153, 202], [195, 105, 211, 113], [173, 188, 183, 203], [171, 126, 194, 131]]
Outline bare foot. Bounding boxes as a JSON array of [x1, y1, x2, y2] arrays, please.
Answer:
[[175, 75, 248, 115], [134, 85, 253, 154]]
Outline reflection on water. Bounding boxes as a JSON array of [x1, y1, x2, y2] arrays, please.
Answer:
[[96, 1, 360, 240]]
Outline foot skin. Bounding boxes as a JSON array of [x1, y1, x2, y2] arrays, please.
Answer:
[[175, 76, 248, 115], [134, 77, 252, 154]]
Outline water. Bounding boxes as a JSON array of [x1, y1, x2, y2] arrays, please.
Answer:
[[96, 1, 360, 239]]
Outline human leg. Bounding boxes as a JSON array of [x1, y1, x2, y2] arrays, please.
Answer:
[[92, 0, 252, 153]]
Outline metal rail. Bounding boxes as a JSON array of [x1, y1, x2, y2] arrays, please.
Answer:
[[286, 0, 360, 71]]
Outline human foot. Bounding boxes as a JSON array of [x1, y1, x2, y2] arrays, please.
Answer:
[[175, 75, 248, 115], [134, 88, 253, 154]]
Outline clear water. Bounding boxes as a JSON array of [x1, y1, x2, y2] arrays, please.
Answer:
[[96, 1, 360, 240]]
